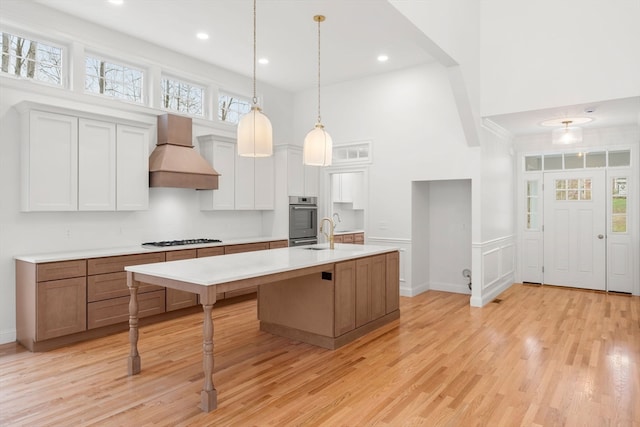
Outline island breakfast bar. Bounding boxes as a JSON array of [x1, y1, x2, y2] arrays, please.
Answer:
[[125, 244, 400, 412]]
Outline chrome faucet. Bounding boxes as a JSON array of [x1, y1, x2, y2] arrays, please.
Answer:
[[319, 217, 335, 249], [332, 212, 342, 224]]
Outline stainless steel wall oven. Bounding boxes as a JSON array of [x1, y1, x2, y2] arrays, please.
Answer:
[[289, 196, 318, 246]]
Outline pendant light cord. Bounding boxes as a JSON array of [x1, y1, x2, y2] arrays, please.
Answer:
[[316, 16, 321, 124], [252, 0, 257, 105]]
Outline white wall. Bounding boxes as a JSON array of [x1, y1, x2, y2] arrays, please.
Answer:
[[480, 0, 640, 116], [294, 63, 488, 297], [0, 2, 294, 344], [427, 180, 472, 294]]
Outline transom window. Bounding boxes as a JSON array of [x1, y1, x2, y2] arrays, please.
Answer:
[[85, 55, 143, 103], [218, 92, 251, 124], [555, 178, 592, 201], [524, 149, 630, 171], [332, 141, 372, 165], [162, 76, 204, 116], [0, 31, 63, 86]]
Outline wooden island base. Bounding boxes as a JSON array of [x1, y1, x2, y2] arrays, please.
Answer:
[[126, 246, 400, 412]]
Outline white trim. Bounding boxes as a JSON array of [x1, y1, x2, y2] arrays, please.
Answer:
[[472, 234, 515, 248], [482, 118, 514, 140], [430, 281, 471, 295], [366, 236, 412, 244]]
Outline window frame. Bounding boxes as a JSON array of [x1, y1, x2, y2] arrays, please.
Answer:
[[84, 52, 145, 104], [161, 73, 206, 117], [0, 28, 66, 88], [218, 90, 253, 125]]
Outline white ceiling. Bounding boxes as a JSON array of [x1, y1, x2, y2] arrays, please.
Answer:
[[26, 1, 640, 137], [34, 0, 434, 92]]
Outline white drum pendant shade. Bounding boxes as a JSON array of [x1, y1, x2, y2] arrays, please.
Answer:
[[237, 106, 273, 157], [303, 124, 332, 166]]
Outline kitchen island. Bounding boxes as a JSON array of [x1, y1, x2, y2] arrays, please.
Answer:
[[125, 243, 400, 412]]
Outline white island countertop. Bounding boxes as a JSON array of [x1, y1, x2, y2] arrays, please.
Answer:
[[125, 244, 397, 287]]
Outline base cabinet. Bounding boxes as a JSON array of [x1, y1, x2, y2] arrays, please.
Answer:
[[15, 239, 294, 351], [37, 277, 87, 340], [259, 251, 400, 349], [166, 249, 199, 311]]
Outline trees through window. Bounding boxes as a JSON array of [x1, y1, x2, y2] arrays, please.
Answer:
[[161, 77, 204, 116], [1, 32, 62, 85], [85, 55, 143, 102]]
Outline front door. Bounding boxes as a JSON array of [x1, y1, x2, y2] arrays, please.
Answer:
[[543, 170, 606, 290]]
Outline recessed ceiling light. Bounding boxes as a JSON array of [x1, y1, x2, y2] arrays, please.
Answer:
[[108, 0, 124, 5], [196, 32, 209, 40], [258, 58, 269, 65], [377, 54, 389, 62]]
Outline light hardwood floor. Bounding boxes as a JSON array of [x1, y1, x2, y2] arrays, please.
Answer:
[[1, 284, 638, 426]]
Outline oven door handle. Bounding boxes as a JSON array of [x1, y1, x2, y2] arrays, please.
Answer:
[[291, 238, 317, 245], [291, 206, 317, 210]]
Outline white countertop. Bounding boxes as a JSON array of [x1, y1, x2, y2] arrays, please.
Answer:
[[125, 244, 396, 286], [333, 229, 364, 235], [14, 236, 288, 263]]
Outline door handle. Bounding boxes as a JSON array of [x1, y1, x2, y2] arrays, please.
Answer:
[[597, 234, 605, 239]]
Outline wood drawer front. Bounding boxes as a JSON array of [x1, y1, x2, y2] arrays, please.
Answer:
[[166, 249, 197, 261], [342, 234, 355, 243], [354, 233, 365, 244], [268, 240, 289, 249], [333, 235, 344, 244], [87, 272, 164, 302], [87, 290, 165, 329], [37, 277, 87, 340], [225, 242, 269, 254], [87, 252, 166, 275], [37, 260, 86, 282], [197, 247, 225, 258]]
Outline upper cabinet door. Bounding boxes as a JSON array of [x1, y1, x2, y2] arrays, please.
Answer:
[[254, 156, 274, 210], [235, 153, 255, 210], [116, 125, 149, 211], [78, 119, 116, 211], [24, 111, 78, 211], [200, 139, 235, 210]]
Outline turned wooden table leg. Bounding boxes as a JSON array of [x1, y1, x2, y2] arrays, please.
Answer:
[[200, 303, 217, 412], [127, 272, 141, 375]]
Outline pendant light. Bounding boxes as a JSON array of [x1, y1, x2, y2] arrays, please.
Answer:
[[552, 120, 582, 145], [237, 0, 273, 157], [303, 15, 332, 166]]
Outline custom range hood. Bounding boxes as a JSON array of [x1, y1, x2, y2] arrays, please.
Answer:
[[149, 113, 219, 190]]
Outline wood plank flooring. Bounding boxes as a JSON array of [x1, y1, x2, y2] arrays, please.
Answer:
[[1, 284, 638, 426]]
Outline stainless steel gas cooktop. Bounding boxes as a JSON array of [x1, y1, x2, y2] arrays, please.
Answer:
[[142, 238, 222, 247]]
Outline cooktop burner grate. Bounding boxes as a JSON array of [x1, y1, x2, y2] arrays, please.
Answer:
[[142, 238, 222, 247]]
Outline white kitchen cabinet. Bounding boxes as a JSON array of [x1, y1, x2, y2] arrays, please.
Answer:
[[254, 156, 275, 210], [78, 119, 116, 211], [20, 106, 149, 212], [235, 153, 255, 210], [22, 110, 78, 211], [287, 147, 319, 197], [199, 137, 235, 210], [332, 172, 364, 209], [116, 125, 149, 211], [198, 135, 273, 211]]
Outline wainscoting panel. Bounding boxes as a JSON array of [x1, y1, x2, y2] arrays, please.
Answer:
[[472, 235, 516, 306]]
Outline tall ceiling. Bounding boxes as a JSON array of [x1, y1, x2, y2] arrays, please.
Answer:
[[33, 0, 435, 92], [17, 1, 640, 137]]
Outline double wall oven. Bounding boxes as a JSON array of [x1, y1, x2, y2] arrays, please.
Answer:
[[289, 196, 318, 246]]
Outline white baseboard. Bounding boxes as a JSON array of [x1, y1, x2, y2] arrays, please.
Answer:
[[429, 281, 472, 295], [470, 276, 514, 307], [401, 281, 428, 297]]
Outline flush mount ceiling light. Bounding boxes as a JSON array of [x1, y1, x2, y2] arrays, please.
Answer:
[[237, 0, 273, 157], [552, 120, 583, 145], [303, 15, 332, 166], [541, 116, 592, 145]]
